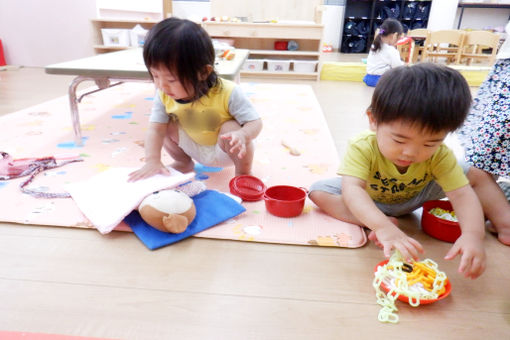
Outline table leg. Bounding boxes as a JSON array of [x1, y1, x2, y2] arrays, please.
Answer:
[[68, 76, 122, 146], [68, 76, 87, 146]]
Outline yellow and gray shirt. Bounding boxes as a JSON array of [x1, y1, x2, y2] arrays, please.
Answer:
[[149, 78, 259, 146], [338, 131, 468, 204]]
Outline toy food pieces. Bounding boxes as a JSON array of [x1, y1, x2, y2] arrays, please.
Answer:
[[281, 140, 301, 156], [138, 189, 196, 234], [429, 207, 458, 222], [221, 49, 236, 60], [373, 250, 449, 323]]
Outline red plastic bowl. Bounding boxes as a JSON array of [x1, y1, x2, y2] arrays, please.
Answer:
[[374, 260, 452, 305], [229, 175, 266, 201], [263, 185, 306, 217], [421, 200, 461, 243]]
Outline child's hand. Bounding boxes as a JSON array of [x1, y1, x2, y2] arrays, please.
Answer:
[[220, 130, 248, 159], [374, 222, 424, 262], [128, 161, 171, 182], [444, 233, 486, 279]]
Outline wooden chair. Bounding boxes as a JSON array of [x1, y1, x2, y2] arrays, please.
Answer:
[[408, 28, 430, 63], [422, 30, 465, 64], [459, 30, 500, 66]]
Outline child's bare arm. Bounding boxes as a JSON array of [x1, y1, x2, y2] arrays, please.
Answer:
[[128, 122, 171, 181], [220, 118, 262, 158], [445, 185, 486, 279], [342, 175, 423, 260]]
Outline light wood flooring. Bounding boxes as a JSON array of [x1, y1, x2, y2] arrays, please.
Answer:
[[0, 66, 509, 339]]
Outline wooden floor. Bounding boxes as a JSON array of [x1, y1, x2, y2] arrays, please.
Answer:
[[1, 66, 509, 339]]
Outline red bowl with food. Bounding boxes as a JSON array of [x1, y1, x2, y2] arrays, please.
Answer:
[[421, 200, 461, 243], [374, 260, 452, 305], [263, 185, 307, 218]]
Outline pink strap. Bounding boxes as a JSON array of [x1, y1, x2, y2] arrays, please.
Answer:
[[0, 152, 83, 198]]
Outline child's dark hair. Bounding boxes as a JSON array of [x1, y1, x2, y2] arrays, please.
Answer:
[[143, 17, 218, 101], [370, 63, 472, 133], [371, 18, 404, 52]]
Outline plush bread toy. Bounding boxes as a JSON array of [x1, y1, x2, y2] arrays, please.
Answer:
[[138, 189, 196, 234]]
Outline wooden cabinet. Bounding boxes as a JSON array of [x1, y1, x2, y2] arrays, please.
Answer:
[[91, 19, 158, 53], [341, 0, 432, 53], [202, 21, 324, 80]]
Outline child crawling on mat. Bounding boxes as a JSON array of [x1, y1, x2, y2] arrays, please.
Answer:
[[309, 63, 490, 279], [129, 17, 262, 182]]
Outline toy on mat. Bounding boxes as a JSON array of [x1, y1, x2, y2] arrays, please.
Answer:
[[281, 140, 301, 156], [373, 250, 450, 323], [429, 207, 458, 222], [0, 151, 82, 198], [138, 181, 206, 234]]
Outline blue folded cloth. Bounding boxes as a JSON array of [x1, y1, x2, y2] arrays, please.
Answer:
[[124, 190, 246, 250]]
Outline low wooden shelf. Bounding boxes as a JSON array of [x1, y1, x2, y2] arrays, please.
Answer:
[[202, 21, 324, 80]]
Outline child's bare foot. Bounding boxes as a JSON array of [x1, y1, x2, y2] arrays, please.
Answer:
[[367, 217, 399, 248], [487, 221, 510, 246], [170, 160, 195, 173]]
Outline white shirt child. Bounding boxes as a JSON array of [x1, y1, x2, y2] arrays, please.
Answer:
[[366, 43, 404, 75]]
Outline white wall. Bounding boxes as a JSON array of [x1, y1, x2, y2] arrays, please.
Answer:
[[322, 5, 344, 50], [0, 0, 96, 67], [173, 1, 211, 22], [427, 0, 459, 31], [455, 7, 510, 30]]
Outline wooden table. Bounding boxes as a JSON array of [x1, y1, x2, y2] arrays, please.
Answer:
[[45, 48, 249, 146]]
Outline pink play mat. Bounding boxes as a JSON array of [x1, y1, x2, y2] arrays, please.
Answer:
[[0, 82, 366, 248]]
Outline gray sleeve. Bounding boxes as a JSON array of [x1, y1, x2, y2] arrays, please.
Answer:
[[229, 85, 260, 125], [149, 91, 170, 124]]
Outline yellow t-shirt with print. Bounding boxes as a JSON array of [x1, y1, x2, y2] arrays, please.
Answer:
[[338, 131, 468, 204], [159, 78, 235, 146]]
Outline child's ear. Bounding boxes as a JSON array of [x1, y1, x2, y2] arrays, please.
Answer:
[[367, 109, 377, 131], [198, 65, 213, 80]]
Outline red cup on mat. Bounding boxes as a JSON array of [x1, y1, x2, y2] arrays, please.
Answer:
[[263, 185, 307, 218], [229, 175, 266, 201]]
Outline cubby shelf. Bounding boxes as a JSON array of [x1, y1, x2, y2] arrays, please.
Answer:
[[202, 21, 324, 80], [341, 0, 432, 53], [91, 18, 159, 53]]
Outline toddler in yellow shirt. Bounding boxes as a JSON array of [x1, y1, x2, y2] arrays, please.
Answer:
[[310, 63, 488, 279]]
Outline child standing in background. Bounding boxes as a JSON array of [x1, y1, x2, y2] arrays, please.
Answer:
[[457, 20, 510, 246], [310, 63, 486, 279], [363, 18, 404, 87], [129, 18, 262, 182]]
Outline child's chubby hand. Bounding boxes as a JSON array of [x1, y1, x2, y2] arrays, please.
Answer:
[[220, 130, 248, 159], [128, 160, 171, 182], [444, 232, 486, 279], [374, 222, 424, 262]]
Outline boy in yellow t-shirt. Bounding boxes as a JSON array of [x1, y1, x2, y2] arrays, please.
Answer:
[[309, 63, 487, 279]]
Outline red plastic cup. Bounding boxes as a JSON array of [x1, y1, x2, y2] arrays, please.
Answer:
[[263, 185, 306, 217]]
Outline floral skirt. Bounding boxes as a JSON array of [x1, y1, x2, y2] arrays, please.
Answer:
[[457, 59, 510, 178]]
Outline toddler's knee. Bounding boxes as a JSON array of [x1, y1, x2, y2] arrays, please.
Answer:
[[308, 190, 324, 204]]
